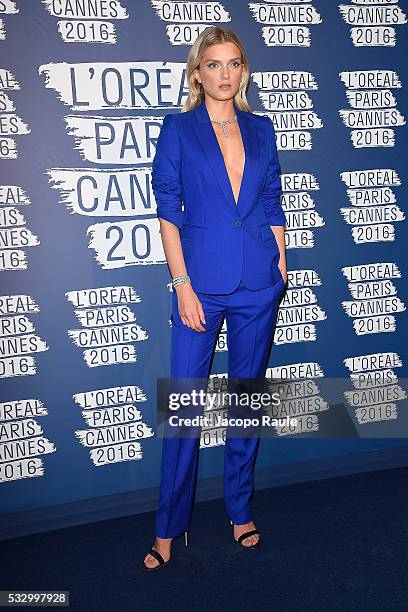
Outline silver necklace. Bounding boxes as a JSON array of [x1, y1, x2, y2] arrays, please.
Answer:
[[210, 114, 238, 137]]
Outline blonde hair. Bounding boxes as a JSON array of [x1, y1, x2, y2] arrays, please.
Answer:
[[181, 26, 251, 113]]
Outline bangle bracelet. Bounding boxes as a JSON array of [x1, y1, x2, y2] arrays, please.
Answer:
[[172, 274, 191, 289]]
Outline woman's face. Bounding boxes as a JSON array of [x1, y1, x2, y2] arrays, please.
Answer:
[[194, 42, 244, 102]]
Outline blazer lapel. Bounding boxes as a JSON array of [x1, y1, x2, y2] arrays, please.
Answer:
[[191, 100, 260, 218], [236, 111, 260, 216]]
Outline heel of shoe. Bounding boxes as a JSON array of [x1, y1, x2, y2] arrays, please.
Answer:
[[184, 530, 188, 547]]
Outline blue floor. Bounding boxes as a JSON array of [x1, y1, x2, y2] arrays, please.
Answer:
[[1, 466, 407, 611]]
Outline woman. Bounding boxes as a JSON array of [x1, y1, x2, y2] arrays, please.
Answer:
[[144, 26, 287, 570]]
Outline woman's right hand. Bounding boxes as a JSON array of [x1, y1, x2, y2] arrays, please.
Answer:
[[175, 283, 206, 332]]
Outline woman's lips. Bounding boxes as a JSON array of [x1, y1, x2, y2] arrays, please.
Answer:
[[219, 85, 231, 89]]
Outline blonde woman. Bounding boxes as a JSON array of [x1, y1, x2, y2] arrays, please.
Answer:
[[144, 26, 286, 570]]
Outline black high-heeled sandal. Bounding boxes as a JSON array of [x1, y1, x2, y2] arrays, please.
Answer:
[[143, 530, 189, 571], [229, 518, 260, 548]]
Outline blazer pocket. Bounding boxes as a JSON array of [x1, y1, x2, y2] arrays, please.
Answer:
[[180, 224, 207, 242]]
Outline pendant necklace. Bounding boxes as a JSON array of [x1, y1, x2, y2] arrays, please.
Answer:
[[210, 114, 238, 137]]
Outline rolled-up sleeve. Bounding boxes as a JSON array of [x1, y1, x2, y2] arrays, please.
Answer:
[[261, 116, 286, 226], [151, 113, 184, 229]]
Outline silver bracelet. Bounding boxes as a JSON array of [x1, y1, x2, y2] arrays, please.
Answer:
[[172, 274, 191, 289]]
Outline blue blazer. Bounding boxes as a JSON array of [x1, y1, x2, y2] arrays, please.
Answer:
[[152, 100, 286, 294]]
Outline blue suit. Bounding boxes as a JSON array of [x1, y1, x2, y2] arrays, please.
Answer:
[[152, 100, 286, 293], [152, 100, 286, 538]]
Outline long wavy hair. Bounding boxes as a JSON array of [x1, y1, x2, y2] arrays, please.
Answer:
[[182, 26, 251, 113]]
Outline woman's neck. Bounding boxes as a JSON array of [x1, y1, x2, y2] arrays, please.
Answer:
[[204, 97, 235, 121]]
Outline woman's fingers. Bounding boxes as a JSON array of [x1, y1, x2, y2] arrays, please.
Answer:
[[197, 301, 206, 326], [187, 309, 206, 332], [194, 311, 206, 332], [180, 304, 206, 331]]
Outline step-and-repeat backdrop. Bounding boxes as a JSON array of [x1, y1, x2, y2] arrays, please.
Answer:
[[1, 1, 407, 522]]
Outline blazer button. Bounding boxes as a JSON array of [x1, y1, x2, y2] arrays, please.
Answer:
[[234, 220, 242, 227]]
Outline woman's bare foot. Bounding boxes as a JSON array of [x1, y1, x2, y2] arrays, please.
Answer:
[[143, 536, 173, 569], [233, 521, 260, 547]]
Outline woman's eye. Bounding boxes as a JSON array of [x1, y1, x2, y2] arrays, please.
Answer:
[[206, 61, 241, 69]]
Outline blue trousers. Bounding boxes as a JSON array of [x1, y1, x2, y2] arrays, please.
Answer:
[[155, 276, 284, 538]]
